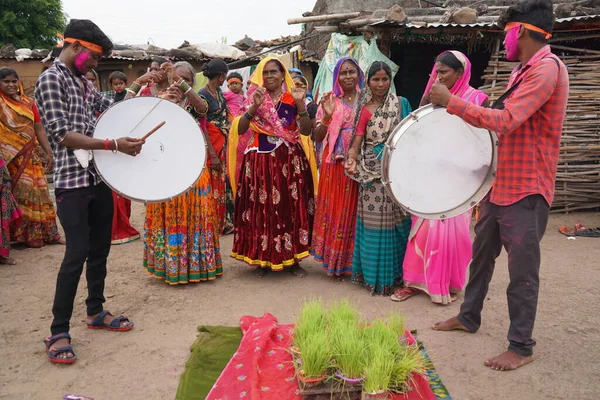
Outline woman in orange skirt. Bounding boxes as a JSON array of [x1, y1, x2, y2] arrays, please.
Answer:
[[310, 57, 363, 280]]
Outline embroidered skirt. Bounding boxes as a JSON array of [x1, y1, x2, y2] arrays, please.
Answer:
[[143, 168, 222, 284], [232, 143, 315, 270]]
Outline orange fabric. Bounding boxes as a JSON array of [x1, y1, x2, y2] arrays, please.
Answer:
[[205, 121, 226, 158], [0, 90, 34, 122], [504, 22, 552, 39], [57, 34, 104, 54], [0, 91, 60, 246]]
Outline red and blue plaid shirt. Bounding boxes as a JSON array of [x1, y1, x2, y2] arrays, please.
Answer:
[[447, 46, 569, 207]]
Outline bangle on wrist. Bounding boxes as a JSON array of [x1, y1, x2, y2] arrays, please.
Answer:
[[112, 139, 119, 154], [104, 138, 109, 150], [244, 111, 254, 121], [179, 80, 191, 94], [298, 110, 308, 118], [128, 82, 142, 94], [320, 119, 330, 127]]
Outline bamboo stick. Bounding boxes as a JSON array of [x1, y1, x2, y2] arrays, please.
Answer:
[[287, 12, 361, 25]]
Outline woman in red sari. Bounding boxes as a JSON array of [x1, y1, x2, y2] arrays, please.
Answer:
[[229, 57, 315, 278], [310, 57, 363, 280]]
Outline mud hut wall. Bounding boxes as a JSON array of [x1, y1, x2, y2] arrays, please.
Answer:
[[0, 59, 47, 96]]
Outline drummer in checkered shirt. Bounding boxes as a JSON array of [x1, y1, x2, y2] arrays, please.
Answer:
[[34, 19, 154, 365], [429, 0, 569, 372]]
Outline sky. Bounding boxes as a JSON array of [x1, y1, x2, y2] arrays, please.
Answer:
[[61, 0, 317, 49]]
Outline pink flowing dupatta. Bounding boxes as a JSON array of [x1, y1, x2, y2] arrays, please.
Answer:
[[319, 57, 364, 164], [423, 50, 487, 106], [401, 50, 489, 305]]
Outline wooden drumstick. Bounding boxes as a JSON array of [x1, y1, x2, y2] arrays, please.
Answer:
[[139, 121, 166, 141]]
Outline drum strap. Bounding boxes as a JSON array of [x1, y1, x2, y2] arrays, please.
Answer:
[[492, 55, 561, 110]]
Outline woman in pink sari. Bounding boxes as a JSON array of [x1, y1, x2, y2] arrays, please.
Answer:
[[391, 50, 489, 305]]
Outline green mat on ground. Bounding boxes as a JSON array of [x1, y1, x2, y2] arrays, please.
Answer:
[[175, 326, 242, 400]]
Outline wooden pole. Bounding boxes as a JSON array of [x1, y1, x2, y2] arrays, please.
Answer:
[[560, 145, 600, 151], [550, 44, 600, 55], [287, 12, 361, 25]]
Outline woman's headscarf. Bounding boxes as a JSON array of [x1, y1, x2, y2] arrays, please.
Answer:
[[332, 57, 364, 97], [0, 73, 34, 123], [320, 57, 364, 164], [242, 57, 297, 143], [423, 50, 487, 106], [228, 57, 318, 196], [347, 61, 409, 185]]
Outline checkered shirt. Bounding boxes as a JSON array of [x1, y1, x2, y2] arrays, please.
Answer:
[[35, 60, 113, 189], [103, 90, 116, 100], [447, 46, 570, 207]]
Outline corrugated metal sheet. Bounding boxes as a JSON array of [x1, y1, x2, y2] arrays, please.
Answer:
[[369, 14, 600, 29]]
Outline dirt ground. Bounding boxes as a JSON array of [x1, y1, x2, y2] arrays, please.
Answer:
[[1, 204, 599, 400]]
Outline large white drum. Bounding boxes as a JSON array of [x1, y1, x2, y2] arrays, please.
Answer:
[[93, 97, 206, 203], [381, 105, 497, 220]]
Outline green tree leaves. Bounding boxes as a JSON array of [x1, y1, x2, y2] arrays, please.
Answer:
[[0, 0, 66, 48]]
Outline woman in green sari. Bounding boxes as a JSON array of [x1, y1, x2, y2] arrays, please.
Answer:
[[345, 61, 412, 296]]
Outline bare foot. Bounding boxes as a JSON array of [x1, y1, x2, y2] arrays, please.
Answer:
[[253, 267, 268, 278], [484, 351, 533, 371], [333, 276, 346, 282], [290, 265, 308, 278], [431, 316, 472, 332], [0, 256, 16, 265], [86, 312, 132, 329]]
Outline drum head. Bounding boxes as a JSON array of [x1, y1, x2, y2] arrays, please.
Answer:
[[93, 97, 206, 203], [382, 105, 497, 220]]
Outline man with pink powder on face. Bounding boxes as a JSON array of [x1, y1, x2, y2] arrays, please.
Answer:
[[428, 0, 569, 372], [34, 19, 147, 364]]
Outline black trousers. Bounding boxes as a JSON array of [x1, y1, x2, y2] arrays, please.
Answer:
[[51, 182, 113, 335], [457, 194, 549, 357]]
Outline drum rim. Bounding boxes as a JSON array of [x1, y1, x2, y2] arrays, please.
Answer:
[[381, 104, 498, 220], [92, 96, 208, 204]]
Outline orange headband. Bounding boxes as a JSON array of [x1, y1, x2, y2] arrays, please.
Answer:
[[228, 77, 242, 84], [56, 34, 104, 54], [504, 22, 552, 39]]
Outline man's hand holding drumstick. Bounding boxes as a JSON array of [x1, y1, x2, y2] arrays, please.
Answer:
[[113, 121, 166, 157]]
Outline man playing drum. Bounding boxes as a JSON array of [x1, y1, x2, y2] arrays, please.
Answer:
[[34, 19, 148, 364], [429, 0, 569, 371]]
